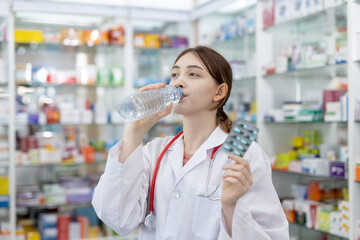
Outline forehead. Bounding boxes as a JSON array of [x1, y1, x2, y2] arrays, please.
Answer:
[[174, 52, 205, 68]]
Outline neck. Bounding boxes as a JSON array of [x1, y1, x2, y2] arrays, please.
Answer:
[[182, 111, 217, 154]]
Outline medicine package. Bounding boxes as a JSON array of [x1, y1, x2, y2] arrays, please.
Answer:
[[220, 118, 259, 157]]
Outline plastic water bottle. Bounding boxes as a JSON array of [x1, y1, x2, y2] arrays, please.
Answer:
[[117, 85, 183, 121]]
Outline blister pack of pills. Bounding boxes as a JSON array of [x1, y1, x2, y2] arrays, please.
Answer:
[[220, 118, 259, 157]]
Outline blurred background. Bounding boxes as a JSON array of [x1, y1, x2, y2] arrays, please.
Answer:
[[0, 0, 360, 239]]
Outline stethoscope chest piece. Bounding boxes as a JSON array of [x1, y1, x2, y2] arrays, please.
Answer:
[[144, 212, 156, 230]]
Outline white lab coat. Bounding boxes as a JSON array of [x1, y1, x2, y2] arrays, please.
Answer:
[[92, 126, 289, 240]]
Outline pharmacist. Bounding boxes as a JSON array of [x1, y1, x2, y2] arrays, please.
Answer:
[[92, 46, 289, 239]]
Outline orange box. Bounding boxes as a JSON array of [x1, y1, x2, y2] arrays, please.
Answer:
[[356, 164, 360, 181], [82, 145, 94, 163], [308, 181, 321, 202], [61, 28, 84, 46]]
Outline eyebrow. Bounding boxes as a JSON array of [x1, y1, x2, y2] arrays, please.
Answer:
[[172, 65, 204, 71]]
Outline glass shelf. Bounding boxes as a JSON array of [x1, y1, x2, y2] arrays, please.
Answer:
[[264, 4, 346, 32], [289, 222, 348, 239], [272, 169, 348, 181], [263, 63, 347, 79], [17, 201, 92, 209], [3, 123, 125, 127], [0, 161, 8, 167], [211, 32, 255, 46], [233, 76, 256, 83], [15, 42, 123, 52], [13, 83, 124, 88], [16, 161, 105, 168], [263, 120, 347, 124]]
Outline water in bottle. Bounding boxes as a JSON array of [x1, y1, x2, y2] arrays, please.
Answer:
[[117, 85, 183, 121]]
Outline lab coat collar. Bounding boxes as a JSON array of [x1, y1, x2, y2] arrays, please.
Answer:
[[166, 126, 228, 185]]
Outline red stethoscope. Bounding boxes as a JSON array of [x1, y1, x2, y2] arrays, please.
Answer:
[[144, 130, 224, 230]]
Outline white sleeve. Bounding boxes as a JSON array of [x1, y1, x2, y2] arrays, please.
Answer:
[[218, 142, 289, 240], [91, 140, 151, 236]]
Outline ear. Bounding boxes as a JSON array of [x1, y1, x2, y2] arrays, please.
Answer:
[[213, 83, 228, 102]]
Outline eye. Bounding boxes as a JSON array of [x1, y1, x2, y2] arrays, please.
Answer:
[[171, 73, 179, 78], [190, 73, 199, 77]]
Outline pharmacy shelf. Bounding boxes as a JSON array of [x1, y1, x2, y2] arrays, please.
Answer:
[[17, 201, 92, 209], [211, 32, 255, 46], [14, 83, 124, 88], [0, 161, 8, 167], [83, 235, 138, 240], [263, 121, 348, 124], [233, 76, 256, 83], [264, 4, 346, 32], [263, 63, 347, 79], [15, 161, 105, 168], [289, 222, 348, 239], [272, 169, 348, 181], [15, 42, 124, 51], [0, 123, 125, 127]]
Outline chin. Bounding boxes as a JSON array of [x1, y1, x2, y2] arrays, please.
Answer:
[[173, 104, 188, 115]]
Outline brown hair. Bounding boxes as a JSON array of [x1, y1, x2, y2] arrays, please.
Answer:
[[173, 45, 233, 133]]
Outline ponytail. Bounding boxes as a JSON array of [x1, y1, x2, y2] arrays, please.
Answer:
[[216, 107, 232, 133]]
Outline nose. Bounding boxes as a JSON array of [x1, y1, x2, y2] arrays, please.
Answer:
[[174, 78, 185, 89]]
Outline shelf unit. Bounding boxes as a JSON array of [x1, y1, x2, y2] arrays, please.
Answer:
[[3, 0, 195, 238], [1, 0, 360, 239], [256, 0, 359, 239], [196, 1, 257, 122], [289, 222, 348, 240], [272, 169, 348, 181]]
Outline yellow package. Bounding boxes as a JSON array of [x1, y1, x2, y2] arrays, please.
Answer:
[[0, 177, 9, 195], [15, 29, 43, 43]]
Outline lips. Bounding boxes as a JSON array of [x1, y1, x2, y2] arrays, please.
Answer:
[[180, 94, 187, 100]]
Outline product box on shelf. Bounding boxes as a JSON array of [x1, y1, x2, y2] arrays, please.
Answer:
[[61, 28, 84, 46], [290, 0, 307, 19], [275, 0, 291, 24], [306, 0, 324, 14], [282, 199, 296, 223], [329, 161, 346, 179], [109, 25, 125, 46], [262, 0, 275, 28], [15, 29, 43, 44], [317, 209, 332, 232], [356, 164, 360, 181], [302, 158, 329, 176], [0, 177, 8, 195], [43, 184, 67, 205], [323, 0, 345, 9], [0, 195, 9, 208]]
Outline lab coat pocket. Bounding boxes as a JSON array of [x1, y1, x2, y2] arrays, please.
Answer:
[[192, 184, 222, 240]]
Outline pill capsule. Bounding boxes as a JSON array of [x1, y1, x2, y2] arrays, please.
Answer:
[[234, 150, 241, 156], [234, 127, 241, 134], [241, 139, 248, 145], [224, 144, 232, 152], [237, 145, 244, 151]]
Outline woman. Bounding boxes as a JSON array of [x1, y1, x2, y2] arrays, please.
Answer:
[[92, 46, 289, 239]]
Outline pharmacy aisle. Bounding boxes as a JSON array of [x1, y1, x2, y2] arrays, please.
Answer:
[[1, 0, 360, 239]]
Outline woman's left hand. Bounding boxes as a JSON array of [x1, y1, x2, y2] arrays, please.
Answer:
[[221, 154, 253, 208]]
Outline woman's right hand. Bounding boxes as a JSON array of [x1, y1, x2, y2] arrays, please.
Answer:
[[119, 82, 173, 163], [126, 82, 174, 134]]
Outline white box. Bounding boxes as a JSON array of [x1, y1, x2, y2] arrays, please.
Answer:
[[275, 0, 291, 24], [302, 158, 330, 176], [290, 0, 307, 19]]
